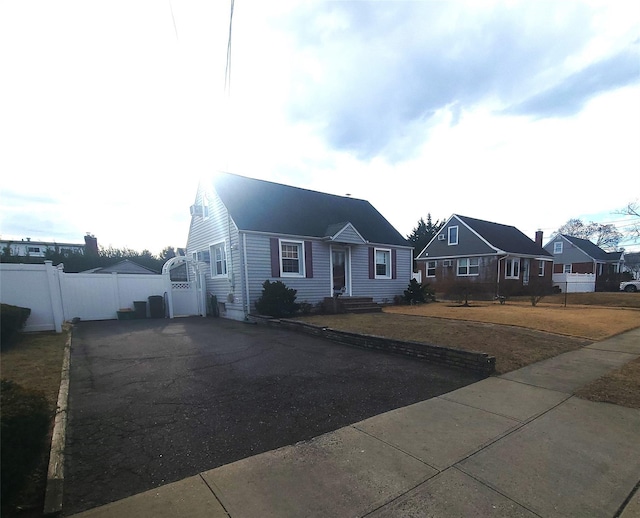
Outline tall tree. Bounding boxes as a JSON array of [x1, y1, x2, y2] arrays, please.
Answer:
[[556, 218, 622, 250], [407, 213, 444, 258]]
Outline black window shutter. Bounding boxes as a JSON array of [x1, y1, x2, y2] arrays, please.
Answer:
[[304, 241, 313, 278], [369, 247, 375, 279], [392, 249, 397, 279], [270, 238, 280, 277]]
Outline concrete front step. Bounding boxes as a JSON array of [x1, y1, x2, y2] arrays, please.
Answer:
[[344, 305, 383, 313], [323, 297, 382, 314]]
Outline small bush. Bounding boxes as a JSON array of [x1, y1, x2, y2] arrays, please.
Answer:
[[298, 301, 313, 315], [403, 279, 434, 304], [0, 304, 31, 348], [0, 379, 52, 506], [255, 280, 299, 318]]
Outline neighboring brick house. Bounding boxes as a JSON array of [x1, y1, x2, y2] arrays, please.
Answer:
[[415, 214, 553, 299], [543, 234, 625, 291]]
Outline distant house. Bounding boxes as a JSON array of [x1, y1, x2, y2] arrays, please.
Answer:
[[82, 259, 159, 275], [623, 252, 640, 280], [543, 234, 624, 292], [415, 214, 553, 299], [186, 172, 412, 320], [0, 234, 97, 257]]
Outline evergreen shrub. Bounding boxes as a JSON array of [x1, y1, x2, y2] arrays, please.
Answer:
[[255, 280, 299, 318], [0, 304, 31, 348]]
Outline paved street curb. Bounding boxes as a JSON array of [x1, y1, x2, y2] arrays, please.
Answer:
[[44, 326, 72, 515]]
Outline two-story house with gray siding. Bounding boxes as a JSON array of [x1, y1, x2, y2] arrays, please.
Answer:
[[415, 214, 553, 299], [186, 172, 412, 320]]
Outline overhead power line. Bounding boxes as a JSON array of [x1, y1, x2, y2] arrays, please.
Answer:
[[225, 0, 235, 95]]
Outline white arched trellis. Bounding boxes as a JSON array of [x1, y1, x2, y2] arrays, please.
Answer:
[[162, 256, 207, 318]]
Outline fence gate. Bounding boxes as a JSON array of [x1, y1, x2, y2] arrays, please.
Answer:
[[163, 257, 206, 317]]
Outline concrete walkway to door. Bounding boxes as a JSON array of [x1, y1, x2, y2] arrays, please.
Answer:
[[69, 326, 640, 517]]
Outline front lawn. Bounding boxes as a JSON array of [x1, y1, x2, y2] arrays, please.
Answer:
[[297, 312, 591, 374], [1, 329, 68, 517], [296, 295, 640, 407]]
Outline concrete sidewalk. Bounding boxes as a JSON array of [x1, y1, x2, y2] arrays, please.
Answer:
[[70, 328, 640, 518]]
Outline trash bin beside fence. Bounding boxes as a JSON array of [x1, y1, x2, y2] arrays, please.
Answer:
[[133, 301, 147, 319], [148, 295, 165, 318]]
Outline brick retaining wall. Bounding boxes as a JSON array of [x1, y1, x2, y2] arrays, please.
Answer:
[[248, 315, 495, 375]]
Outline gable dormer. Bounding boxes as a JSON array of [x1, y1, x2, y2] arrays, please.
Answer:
[[324, 222, 366, 245]]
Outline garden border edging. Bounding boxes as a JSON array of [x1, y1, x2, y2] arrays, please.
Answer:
[[248, 315, 495, 375], [43, 325, 72, 515]]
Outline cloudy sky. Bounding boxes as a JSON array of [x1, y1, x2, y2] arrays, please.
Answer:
[[1, 0, 639, 255]]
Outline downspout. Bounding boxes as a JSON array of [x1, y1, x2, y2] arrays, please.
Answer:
[[497, 255, 506, 297], [227, 214, 235, 296], [243, 232, 250, 318]]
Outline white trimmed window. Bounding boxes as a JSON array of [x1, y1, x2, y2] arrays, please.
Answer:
[[375, 248, 391, 278], [426, 260, 436, 277], [448, 226, 458, 245], [280, 240, 304, 277], [505, 258, 520, 279], [457, 257, 479, 276], [554, 242, 563, 254], [563, 264, 572, 273], [538, 260, 545, 276], [210, 242, 227, 277]]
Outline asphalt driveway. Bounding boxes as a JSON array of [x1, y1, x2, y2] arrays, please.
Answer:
[[64, 317, 484, 515]]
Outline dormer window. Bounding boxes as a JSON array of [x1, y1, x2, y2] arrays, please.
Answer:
[[448, 226, 458, 245]]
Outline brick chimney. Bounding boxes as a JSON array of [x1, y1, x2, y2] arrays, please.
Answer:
[[84, 233, 98, 255], [535, 230, 543, 247]]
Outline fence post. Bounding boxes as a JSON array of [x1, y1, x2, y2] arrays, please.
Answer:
[[164, 272, 175, 319], [45, 261, 64, 332], [111, 272, 121, 315]]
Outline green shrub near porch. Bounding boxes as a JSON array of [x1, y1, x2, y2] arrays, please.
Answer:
[[255, 280, 299, 318]]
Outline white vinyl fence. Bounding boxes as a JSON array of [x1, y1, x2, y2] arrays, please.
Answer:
[[552, 273, 596, 293], [0, 261, 205, 333]]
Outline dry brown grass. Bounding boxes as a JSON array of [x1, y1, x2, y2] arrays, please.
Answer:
[[298, 312, 592, 375], [1, 330, 68, 517], [296, 292, 640, 387], [384, 300, 640, 341], [539, 292, 640, 308], [575, 357, 640, 409], [1, 330, 68, 406]]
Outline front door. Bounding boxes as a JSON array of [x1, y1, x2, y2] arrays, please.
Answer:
[[332, 247, 348, 295]]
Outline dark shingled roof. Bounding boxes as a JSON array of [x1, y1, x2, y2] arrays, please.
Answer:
[[456, 215, 552, 257], [562, 235, 623, 261], [212, 173, 409, 247]]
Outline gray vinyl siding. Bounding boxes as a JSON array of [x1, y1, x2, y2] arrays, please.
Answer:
[[420, 217, 495, 258], [243, 233, 331, 309], [243, 234, 412, 310], [186, 187, 245, 316], [350, 246, 412, 303], [333, 225, 365, 245], [544, 237, 591, 265]]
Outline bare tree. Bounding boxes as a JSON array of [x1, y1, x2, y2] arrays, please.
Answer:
[[614, 200, 640, 241], [556, 218, 622, 250]]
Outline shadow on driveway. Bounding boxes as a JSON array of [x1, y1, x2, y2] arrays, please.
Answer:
[[64, 317, 484, 515]]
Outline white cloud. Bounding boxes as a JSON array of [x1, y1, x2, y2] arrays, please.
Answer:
[[0, 0, 639, 254]]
